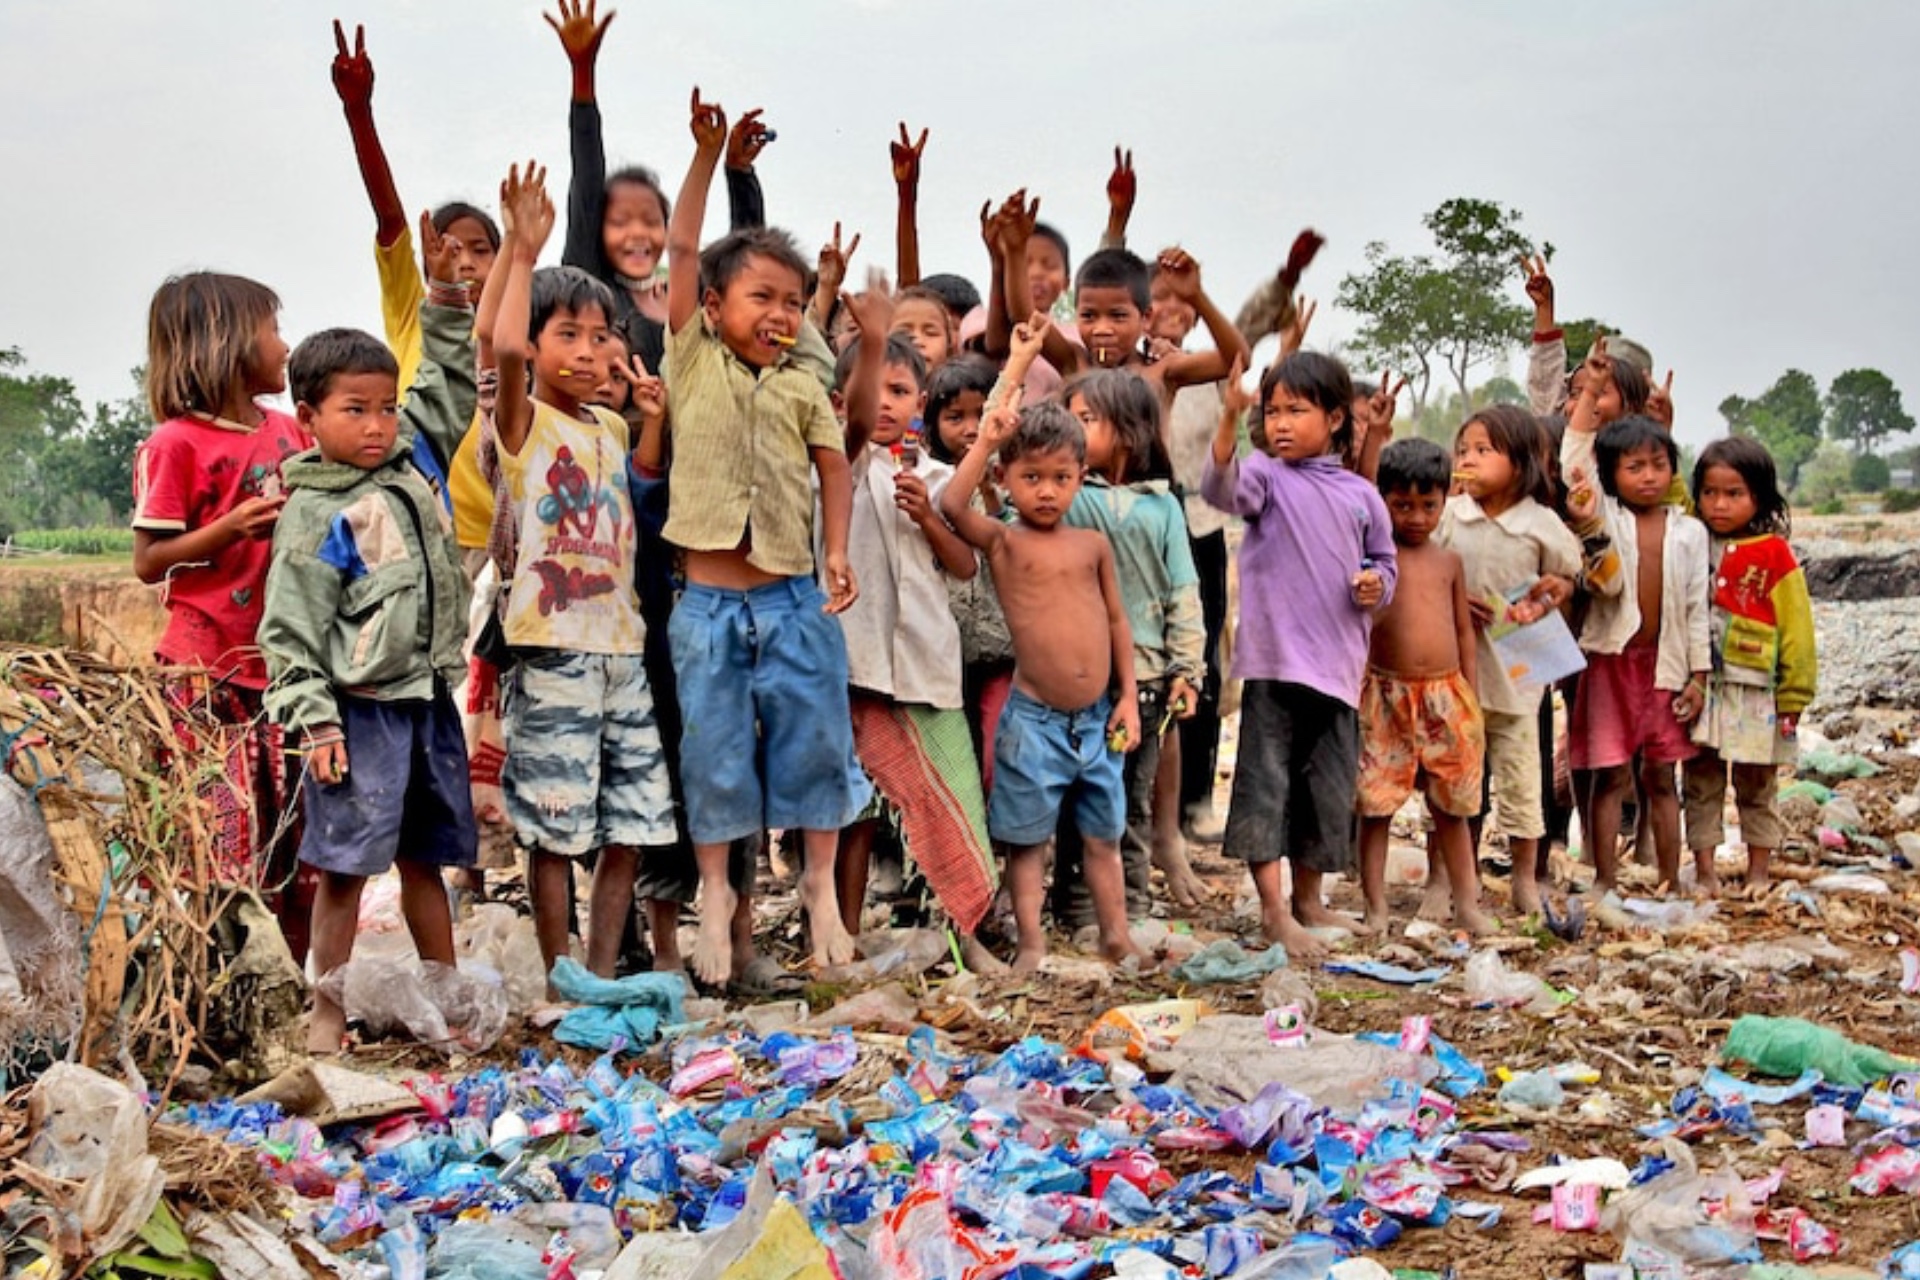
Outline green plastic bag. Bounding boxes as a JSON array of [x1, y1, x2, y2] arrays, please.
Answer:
[[1721, 1014, 1914, 1087]]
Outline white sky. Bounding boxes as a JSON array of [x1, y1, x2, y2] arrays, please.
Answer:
[[3, 0, 1917, 448]]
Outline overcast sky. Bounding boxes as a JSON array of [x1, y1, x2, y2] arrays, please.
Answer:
[[3, 1, 1916, 448]]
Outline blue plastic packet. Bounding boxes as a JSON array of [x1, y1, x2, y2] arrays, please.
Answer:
[[1328, 1200, 1403, 1249], [1427, 1032, 1488, 1097]]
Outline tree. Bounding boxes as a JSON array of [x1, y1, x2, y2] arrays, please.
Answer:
[[1795, 441, 1853, 506], [1850, 451, 1892, 494], [1558, 317, 1614, 370], [0, 349, 145, 536], [1337, 198, 1535, 427], [1719, 369, 1824, 488], [1825, 368, 1914, 455]]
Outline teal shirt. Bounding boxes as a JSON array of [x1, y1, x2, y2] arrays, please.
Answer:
[[1065, 475, 1204, 684]]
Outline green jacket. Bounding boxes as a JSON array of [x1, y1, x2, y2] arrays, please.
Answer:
[[260, 446, 472, 741]]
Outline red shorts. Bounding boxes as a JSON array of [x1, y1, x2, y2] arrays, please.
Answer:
[[1570, 646, 1697, 770]]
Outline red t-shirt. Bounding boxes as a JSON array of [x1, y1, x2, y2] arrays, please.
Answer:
[[131, 409, 312, 689]]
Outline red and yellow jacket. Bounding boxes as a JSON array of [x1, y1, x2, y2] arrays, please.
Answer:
[[1709, 534, 1817, 716]]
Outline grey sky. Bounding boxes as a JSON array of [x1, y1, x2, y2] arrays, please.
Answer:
[[3, 1, 1916, 449]]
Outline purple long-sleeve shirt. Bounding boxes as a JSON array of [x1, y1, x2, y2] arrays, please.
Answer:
[[1202, 451, 1397, 708]]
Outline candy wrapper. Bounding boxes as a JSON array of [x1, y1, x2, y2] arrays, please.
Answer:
[[1804, 1103, 1848, 1147], [1079, 1000, 1209, 1063], [1850, 1143, 1920, 1195]]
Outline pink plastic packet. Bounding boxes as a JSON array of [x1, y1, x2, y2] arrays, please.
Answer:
[[1805, 1103, 1848, 1147]]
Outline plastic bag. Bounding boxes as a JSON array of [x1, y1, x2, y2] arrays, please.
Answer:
[[429, 1220, 548, 1279], [25, 1062, 166, 1262], [1722, 1014, 1914, 1086], [1601, 1138, 1759, 1267], [1498, 1070, 1566, 1110], [819, 928, 950, 985], [457, 902, 548, 1014], [800, 981, 922, 1033], [1463, 950, 1560, 1013], [1168, 940, 1289, 985], [1797, 749, 1881, 781], [1151, 1016, 1435, 1114], [318, 955, 508, 1052], [1081, 999, 1211, 1062]]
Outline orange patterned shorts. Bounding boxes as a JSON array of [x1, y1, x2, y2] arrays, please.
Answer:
[[1356, 667, 1485, 818]]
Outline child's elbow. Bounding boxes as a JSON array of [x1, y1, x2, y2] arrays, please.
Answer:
[[131, 545, 165, 584]]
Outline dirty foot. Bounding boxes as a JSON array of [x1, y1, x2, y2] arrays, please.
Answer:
[[1013, 940, 1048, 973], [1416, 881, 1452, 922], [690, 885, 736, 987], [1103, 933, 1149, 968], [803, 877, 858, 970], [1693, 870, 1723, 899], [1152, 841, 1210, 908], [960, 933, 1010, 975], [1362, 903, 1392, 935], [1294, 899, 1368, 935], [306, 1006, 347, 1056], [1454, 899, 1500, 937], [1263, 910, 1329, 963], [1511, 873, 1543, 915]]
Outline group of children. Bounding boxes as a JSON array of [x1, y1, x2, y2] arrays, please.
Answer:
[[127, 7, 1817, 1049]]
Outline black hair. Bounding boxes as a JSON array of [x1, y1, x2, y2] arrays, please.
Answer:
[[1002, 400, 1085, 466], [699, 226, 811, 299], [1032, 223, 1072, 278], [1062, 368, 1171, 483], [1376, 438, 1452, 496], [1692, 436, 1791, 538], [924, 355, 998, 463], [1594, 414, 1678, 499], [1457, 404, 1553, 507], [289, 328, 398, 408], [530, 266, 618, 340], [606, 165, 671, 222], [831, 334, 929, 399], [893, 286, 957, 356], [431, 202, 501, 250], [1074, 247, 1151, 311], [918, 273, 981, 321], [1568, 353, 1651, 421], [1259, 350, 1355, 454]]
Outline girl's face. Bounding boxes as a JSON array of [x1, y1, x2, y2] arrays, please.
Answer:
[[1027, 238, 1069, 313], [1455, 422, 1517, 504], [245, 313, 289, 397], [1570, 365, 1625, 425], [890, 298, 952, 369], [1697, 463, 1759, 537], [441, 215, 498, 293], [604, 180, 668, 282], [1068, 392, 1118, 475], [1147, 273, 1196, 344], [936, 389, 985, 459], [1262, 386, 1338, 461]]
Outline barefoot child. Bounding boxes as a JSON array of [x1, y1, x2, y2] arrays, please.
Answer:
[[1356, 439, 1493, 936], [663, 89, 874, 984], [938, 395, 1144, 972], [1202, 352, 1397, 961], [259, 329, 477, 1052], [1682, 438, 1814, 891]]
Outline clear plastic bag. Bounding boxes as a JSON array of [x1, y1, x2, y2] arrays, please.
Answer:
[[318, 955, 508, 1052], [1463, 949, 1560, 1013]]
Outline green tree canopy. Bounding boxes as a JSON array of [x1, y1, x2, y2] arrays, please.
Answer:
[[1719, 369, 1824, 488], [0, 348, 145, 537], [1825, 367, 1914, 455]]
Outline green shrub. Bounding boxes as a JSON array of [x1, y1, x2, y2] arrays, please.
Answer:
[[8, 527, 134, 556], [1812, 497, 1846, 517], [1883, 488, 1920, 514], [1850, 452, 1892, 493]]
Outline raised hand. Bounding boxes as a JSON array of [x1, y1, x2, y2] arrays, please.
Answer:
[[688, 86, 727, 154], [1520, 251, 1554, 314], [500, 161, 555, 254], [1565, 464, 1599, 525], [842, 269, 895, 339], [1580, 332, 1612, 397], [890, 121, 929, 191], [619, 354, 666, 422], [1220, 352, 1253, 420], [728, 108, 774, 170], [979, 389, 1024, 452], [544, 0, 614, 67], [1106, 146, 1135, 221], [816, 221, 860, 299], [330, 19, 374, 110], [420, 209, 462, 287], [1156, 247, 1202, 301], [1280, 293, 1316, 356], [1648, 369, 1675, 430], [998, 189, 1038, 258], [1009, 311, 1051, 364], [1366, 371, 1406, 437]]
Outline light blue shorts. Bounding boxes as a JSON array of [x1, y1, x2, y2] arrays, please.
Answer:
[[502, 650, 676, 857], [988, 688, 1125, 847], [668, 577, 870, 844]]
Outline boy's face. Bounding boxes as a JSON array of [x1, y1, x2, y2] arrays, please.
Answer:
[[872, 360, 926, 447], [591, 338, 635, 414], [533, 302, 615, 405], [935, 389, 985, 459], [602, 180, 668, 283], [889, 297, 951, 369], [705, 252, 806, 367], [998, 444, 1084, 530], [301, 370, 400, 470], [1384, 486, 1445, 547], [1613, 441, 1674, 512], [1075, 284, 1148, 368], [1026, 238, 1069, 313], [1147, 273, 1197, 345], [441, 215, 498, 294]]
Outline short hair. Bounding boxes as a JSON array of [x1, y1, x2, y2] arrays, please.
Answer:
[[917, 273, 981, 321], [1259, 351, 1355, 454], [1061, 368, 1170, 483], [1377, 438, 1452, 495], [1693, 435, 1791, 538], [606, 165, 671, 222], [1594, 414, 1678, 497], [699, 226, 811, 299], [1457, 404, 1553, 508], [1074, 248, 1151, 311], [893, 287, 956, 346], [1032, 223, 1072, 278], [924, 355, 998, 462], [1002, 400, 1085, 466], [530, 266, 618, 340], [289, 329, 398, 408], [834, 334, 927, 393], [431, 201, 501, 250], [145, 271, 281, 421]]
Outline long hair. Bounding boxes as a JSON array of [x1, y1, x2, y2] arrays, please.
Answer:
[[145, 272, 280, 421], [1062, 368, 1171, 483]]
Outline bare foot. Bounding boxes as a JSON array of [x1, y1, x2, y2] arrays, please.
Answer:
[[1743, 870, 1770, 893], [802, 885, 858, 972], [1294, 899, 1370, 935], [1264, 911, 1329, 964], [1362, 903, 1392, 935], [1453, 899, 1499, 937], [1416, 881, 1452, 922], [1013, 940, 1047, 973], [1693, 871, 1722, 899], [1152, 841, 1210, 909], [690, 884, 736, 987], [306, 1006, 346, 1056], [1511, 873, 1543, 916], [959, 933, 1010, 975]]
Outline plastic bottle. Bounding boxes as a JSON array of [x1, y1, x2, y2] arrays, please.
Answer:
[[1721, 1014, 1913, 1087]]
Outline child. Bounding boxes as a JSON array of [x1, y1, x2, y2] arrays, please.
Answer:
[[830, 332, 1000, 959], [1052, 369, 1205, 925], [1683, 438, 1815, 891], [1046, 248, 1249, 401], [663, 89, 876, 984], [1439, 404, 1579, 914], [259, 329, 476, 1053], [890, 285, 957, 371], [1356, 439, 1493, 936], [132, 271, 315, 958], [487, 163, 676, 984], [938, 396, 1143, 972], [1202, 352, 1397, 961]]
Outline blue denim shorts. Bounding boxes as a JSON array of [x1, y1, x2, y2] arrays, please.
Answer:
[[502, 650, 676, 857], [299, 685, 477, 877], [668, 576, 870, 844], [988, 688, 1125, 847]]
